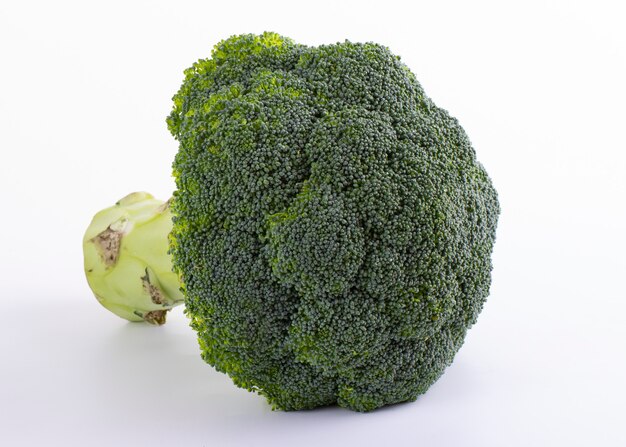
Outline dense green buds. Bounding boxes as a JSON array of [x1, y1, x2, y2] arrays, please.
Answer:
[[83, 192, 183, 325], [166, 33, 499, 411]]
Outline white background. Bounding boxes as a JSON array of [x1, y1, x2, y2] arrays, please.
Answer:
[[1, 1, 625, 445]]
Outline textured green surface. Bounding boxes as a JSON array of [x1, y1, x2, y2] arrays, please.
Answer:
[[167, 32, 500, 411]]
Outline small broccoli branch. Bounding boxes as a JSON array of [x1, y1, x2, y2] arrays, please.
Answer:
[[83, 192, 183, 325]]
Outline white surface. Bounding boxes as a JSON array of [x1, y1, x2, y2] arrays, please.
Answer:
[[1, 1, 625, 446]]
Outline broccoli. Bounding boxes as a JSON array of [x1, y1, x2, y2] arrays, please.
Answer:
[[83, 32, 499, 412], [165, 32, 499, 412]]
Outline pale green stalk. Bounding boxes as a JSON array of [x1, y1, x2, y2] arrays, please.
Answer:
[[83, 192, 183, 325]]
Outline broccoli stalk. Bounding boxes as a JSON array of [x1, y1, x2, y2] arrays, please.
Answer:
[[83, 192, 182, 325]]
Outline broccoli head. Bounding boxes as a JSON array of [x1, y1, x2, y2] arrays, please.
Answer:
[[167, 32, 500, 412]]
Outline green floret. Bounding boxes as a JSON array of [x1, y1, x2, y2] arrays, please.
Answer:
[[167, 32, 500, 411]]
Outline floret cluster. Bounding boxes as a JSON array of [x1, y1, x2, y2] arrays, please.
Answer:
[[167, 33, 499, 411]]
